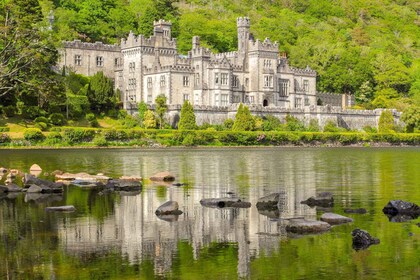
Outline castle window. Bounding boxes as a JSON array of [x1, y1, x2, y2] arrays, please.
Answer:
[[195, 73, 200, 86], [245, 78, 249, 87], [221, 73, 228, 85], [147, 77, 152, 88], [96, 56, 104, 67], [279, 79, 289, 96], [303, 80, 309, 93], [215, 73, 219, 85], [183, 76, 190, 87], [214, 94, 219, 106], [183, 94, 189, 101], [264, 75, 273, 88], [196, 64, 199, 70], [305, 97, 310, 106], [221, 94, 229, 106], [129, 62, 135, 73], [147, 94, 153, 104], [74, 55, 82, 66], [295, 98, 302, 108], [128, 78, 137, 90], [160, 75, 166, 87], [232, 75, 239, 88], [195, 94, 199, 104], [263, 59, 272, 68]]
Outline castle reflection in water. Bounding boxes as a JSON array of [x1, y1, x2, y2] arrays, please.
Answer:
[[57, 149, 323, 278]]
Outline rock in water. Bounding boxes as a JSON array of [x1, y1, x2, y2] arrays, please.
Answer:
[[200, 198, 251, 208], [256, 193, 281, 210], [382, 200, 420, 215], [285, 219, 331, 234], [301, 192, 334, 207], [45, 205, 76, 212], [320, 213, 353, 225], [155, 201, 183, 216], [149, 172, 175, 182], [29, 164, 42, 177], [351, 228, 380, 250], [344, 208, 367, 214]]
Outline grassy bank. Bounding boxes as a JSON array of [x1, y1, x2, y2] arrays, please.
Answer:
[[1, 127, 419, 148]]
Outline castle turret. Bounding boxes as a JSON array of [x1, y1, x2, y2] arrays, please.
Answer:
[[237, 17, 250, 55], [154, 20, 172, 39]]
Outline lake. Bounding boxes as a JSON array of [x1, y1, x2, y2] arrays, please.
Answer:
[[0, 147, 419, 279]]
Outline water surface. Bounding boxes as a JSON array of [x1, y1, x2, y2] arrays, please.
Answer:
[[0, 147, 419, 279]]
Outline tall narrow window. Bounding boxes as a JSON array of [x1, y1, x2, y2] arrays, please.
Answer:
[[195, 73, 200, 86], [183, 94, 189, 101], [74, 55, 82, 66], [215, 73, 219, 85], [96, 56, 104, 67], [221, 94, 229, 106], [221, 73, 228, 85], [129, 62, 135, 73], [232, 75, 239, 88], [160, 75, 166, 87], [147, 77, 152, 88], [303, 80, 309, 93], [264, 75, 273, 88], [295, 98, 302, 108], [279, 79, 289, 96], [183, 76, 190, 87]]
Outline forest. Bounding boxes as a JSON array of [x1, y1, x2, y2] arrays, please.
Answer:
[[0, 0, 419, 129]]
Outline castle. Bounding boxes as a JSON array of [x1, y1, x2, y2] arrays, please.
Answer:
[[59, 17, 354, 114]]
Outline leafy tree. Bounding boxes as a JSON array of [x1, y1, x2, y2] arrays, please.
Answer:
[[178, 100, 196, 130], [87, 71, 115, 112], [138, 0, 179, 38], [137, 101, 148, 125], [143, 109, 157, 129], [401, 106, 420, 133], [232, 103, 255, 131], [155, 94, 167, 129], [378, 110, 395, 133]]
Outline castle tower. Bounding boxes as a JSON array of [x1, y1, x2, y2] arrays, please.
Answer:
[[153, 20, 172, 39], [237, 17, 250, 55]]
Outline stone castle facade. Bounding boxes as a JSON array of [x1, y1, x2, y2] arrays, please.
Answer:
[[59, 18, 354, 113]]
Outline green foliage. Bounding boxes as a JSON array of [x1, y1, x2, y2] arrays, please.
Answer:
[[285, 115, 305, 131], [155, 94, 167, 129], [34, 116, 50, 124], [93, 135, 108, 147], [178, 100, 197, 130], [363, 126, 378, 133], [67, 93, 90, 119], [323, 120, 340, 132], [0, 133, 11, 144], [63, 128, 96, 144], [87, 71, 115, 113], [0, 127, 10, 132], [378, 110, 395, 133], [307, 119, 320, 132], [232, 104, 255, 131], [262, 116, 281, 131], [103, 129, 129, 141], [223, 118, 234, 130], [143, 110, 157, 129], [34, 122, 48, 131], [2, 106, 16, 117], [49, 113, 66, 126], [121, 115, 139, 129], [401, 106, 420, 133], [24, 128, 45, 142], [85, 113, 100, 127], [137, 101, 148, 125]]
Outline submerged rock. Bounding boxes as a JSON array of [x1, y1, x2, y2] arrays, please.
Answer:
[[286, 219, 331, 234], [149, 172, 175, 182], [320, 213, 353, 225], [200, 198, 251, 208], [155, 201, 183, 216], [45, 205, 76, 212], [256, 193, 281, 210], [301, 192, 334, 207], [25, 193, 63, 203], [5, 183, 23, 192], [24, 174, 64, 193], [106, 179, 142, 191], [351, 228, 380, 250], [382, 200, 420, 216], [344, 208, 367, 214]]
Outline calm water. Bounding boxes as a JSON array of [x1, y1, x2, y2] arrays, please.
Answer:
[[0, 147, 419, 279]]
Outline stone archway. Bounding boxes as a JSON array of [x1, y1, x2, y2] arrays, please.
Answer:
[[263, 99, 269, 107]]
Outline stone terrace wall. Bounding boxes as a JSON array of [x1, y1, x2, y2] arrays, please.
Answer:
[[166, 104, 401, 130]]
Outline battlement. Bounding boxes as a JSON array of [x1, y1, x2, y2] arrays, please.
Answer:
[[237, 17, 251, 28], [121, 31, 177, 49], [189, 47, 212, 58], [290, 65, 316, 76], [153, 19, 172, 26], [175, 56, 191, 65], [248, 38, 279, 52], [213, 51, 238, 59], [63, 40, 120, 52]]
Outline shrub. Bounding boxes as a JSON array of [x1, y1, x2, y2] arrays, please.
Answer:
[[93, 135, 108, 147], [85, 113, 100, 127], [49, 127, 62, 132], [3, 105, 15, 117], [223, 118, 234, 130], [182, 134, 196, 146], [233, 104, 255, 131], [21, 106, 46, 119], [47, 132, 62, 140], [378, 110, 395, 133], [262, 116, 281, 131], [63, 128, 96, 143], [178, 100, 197, 130], [24, 128, 45, 142], [323, 120, 340, 132], [0, 127, 10, 132], [49, 113, 66, 126], [143, 110, 157, 129], [0, 133, 11, 144], [34, 116, 49, 124], [307, 119, 320, 132], [285, 115, 305, 131], [34, 122, 48, 131], [103, 129, 129, 141], [363, 126, 377, 133], [121, 115, 139, 129]]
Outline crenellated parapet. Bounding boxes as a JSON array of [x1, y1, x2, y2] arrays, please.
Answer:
[[237, 17, 251, 28], [248, 38, 279, 52], [213, 51, 238, 59], [290, 65, 316, 76], [63, 40, 120, 52], [121, 31, 177, 49], [189, 47, 212, 58]]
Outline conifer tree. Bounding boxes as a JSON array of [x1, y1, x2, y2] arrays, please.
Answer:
[[178, 100, 196, 130], [232, 103, 255, 131], [143, 110, 157, 129], [155, 94, 167, 129], [378, 110, 395, 133]]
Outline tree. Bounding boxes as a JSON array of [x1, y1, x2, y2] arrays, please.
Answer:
[[378, 110, 395, 133], [178, 100, 196, 130], [143, 109, 157, 129], [232, 103, 255, 131], [401, 106, 420, 133], [87, 71, 115, 112], [155, 94, 167, 129], [137, 101, 148, 125]]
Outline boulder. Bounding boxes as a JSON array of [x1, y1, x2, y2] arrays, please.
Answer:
[[25, 193, 63, 203], [157, 215, 180, 222], [29, 164, 42, 177], [0, 185, 8, 193], [301, 192, 334, 207], [155, 201, 183, 216], [382, 200, 420, 216], [200, 198, 251, 208], [24, 174, 64, 193], [56, 172, 110, 182], [257, 209, 280, 219], [256, 193, 281, 210], [149, 172, 175, 182], [344, 208, 367, 214], [119, 175, 142, 181], [106, 179, 142, 192], [285, 219, 331, 234], [320, 213, 353, 225], [5, 183, 22, 192], [351, 228, 380, 250], [27, 184, 43, 193], [45, 205, 76, 212]]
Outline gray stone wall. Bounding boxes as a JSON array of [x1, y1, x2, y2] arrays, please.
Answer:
[[165, 104, 401, 130]]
